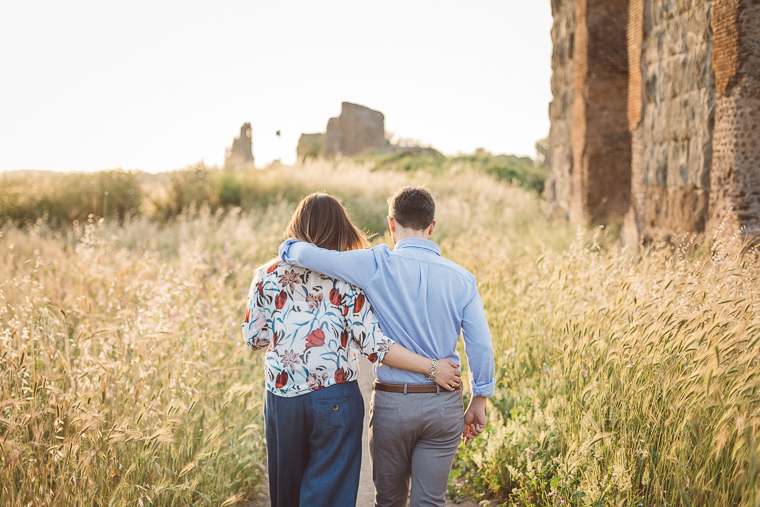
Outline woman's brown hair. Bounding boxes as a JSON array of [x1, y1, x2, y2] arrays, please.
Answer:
[[285, 193, 370, 251]]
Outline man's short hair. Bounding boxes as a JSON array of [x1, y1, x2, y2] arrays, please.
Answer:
[[387, 186, 435, 231]]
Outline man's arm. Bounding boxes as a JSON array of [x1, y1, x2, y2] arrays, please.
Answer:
[[461, 285, 496, 443], [461, 287, 496, 397], [278, 239, 379, 289]]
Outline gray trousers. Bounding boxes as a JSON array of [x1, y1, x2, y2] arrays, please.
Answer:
[[369, 388, 465, 507]]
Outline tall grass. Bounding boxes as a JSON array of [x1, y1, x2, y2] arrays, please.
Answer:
[[2, 161, 758, 506], [0, 163, 555, 505], [449, 230, 760, 506], [0, 211, 281, 506]]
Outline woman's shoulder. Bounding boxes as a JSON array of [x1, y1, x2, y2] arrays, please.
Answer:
[[256, 259, 349, 288]]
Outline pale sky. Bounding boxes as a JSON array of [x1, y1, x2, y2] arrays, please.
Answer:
[[0, 1, 552, 172]]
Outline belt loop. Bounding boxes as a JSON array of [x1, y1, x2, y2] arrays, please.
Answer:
[[436, 384, 440, 395], [403, 383, 408, 395]]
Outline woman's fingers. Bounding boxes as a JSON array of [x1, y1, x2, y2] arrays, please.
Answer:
[[433, 359, 461, 391]]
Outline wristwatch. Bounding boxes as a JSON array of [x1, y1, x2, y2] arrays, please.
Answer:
[[425, 359, 438, 380]]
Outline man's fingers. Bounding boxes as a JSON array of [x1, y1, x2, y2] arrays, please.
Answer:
[[462, 425, 476, 445], [462, 423, 485, 444]]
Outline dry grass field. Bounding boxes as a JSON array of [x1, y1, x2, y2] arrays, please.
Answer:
[[1, 161, 759, 506]]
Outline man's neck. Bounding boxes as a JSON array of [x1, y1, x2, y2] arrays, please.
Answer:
[[389, 219, 435, 245], [392, 230, 431, 245], [394, 232, 430, 242]]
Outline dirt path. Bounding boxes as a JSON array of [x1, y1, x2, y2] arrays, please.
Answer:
[[250, 357, 477, 506], [355, 356, 377, 506]]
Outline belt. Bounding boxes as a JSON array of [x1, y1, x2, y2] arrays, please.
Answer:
[[373, 381, 462, 394]]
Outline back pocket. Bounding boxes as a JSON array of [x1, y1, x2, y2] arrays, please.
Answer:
[[314, 394, 362, 432]]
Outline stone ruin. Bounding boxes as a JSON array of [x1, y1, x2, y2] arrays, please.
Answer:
[[298, 102, 417, 160], [225, 122, 254, 169], [297, 102, 441, 161], [323, 102, 386, 157], [546, 0, 760, 245], [296, 133, 325, 162]]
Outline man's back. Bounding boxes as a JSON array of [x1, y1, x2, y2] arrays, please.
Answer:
[[279, 237, 495, 396]]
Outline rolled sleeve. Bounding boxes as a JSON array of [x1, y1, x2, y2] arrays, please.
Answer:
[[242, 269, 272, 351], [345, 286, 395, 363]]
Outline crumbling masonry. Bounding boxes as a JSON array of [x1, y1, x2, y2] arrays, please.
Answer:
[[547, 0, 760, 244], [225, 123, 254, 169]]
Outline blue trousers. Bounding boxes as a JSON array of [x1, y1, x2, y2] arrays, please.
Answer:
[[264, 381, 364, 507]]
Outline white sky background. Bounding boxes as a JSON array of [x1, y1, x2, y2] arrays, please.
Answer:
[[0, 1, 552, 172]]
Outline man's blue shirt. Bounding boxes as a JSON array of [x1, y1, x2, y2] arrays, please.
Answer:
[[278, 238, 496, 397]]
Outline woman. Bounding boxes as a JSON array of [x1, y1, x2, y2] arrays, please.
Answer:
[[242, 193, 460, 507]]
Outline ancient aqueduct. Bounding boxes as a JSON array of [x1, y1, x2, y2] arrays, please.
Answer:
[[544, 0, 760, 245]]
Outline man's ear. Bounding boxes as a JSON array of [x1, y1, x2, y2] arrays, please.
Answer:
[[428, 221, 436, 237], [387, 216, 396, 234]]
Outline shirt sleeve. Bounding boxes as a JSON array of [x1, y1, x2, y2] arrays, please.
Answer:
[[343, 285, 396, 364], [242, 268, 274, 351], [461, 286, 496, 397], [278, 239, 378, 289]]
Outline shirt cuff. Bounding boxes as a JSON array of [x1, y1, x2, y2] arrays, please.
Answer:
[[371, 338, 396, 364], [278, 238, 299, 263], [470, 378, 496, 398]]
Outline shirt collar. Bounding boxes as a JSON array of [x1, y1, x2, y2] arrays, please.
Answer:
[[394, 238, 441, 256]]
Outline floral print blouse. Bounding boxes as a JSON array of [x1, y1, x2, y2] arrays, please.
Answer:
[[243, 260, 396, 397]]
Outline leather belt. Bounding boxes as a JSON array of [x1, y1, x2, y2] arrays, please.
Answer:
[[373, 381, 462, 394]]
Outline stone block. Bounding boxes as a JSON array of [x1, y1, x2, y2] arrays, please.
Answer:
[[323, 102, 385, 158], [570, 0, 631, 223], [323, 117, 342, 158], [546, 0, 577, 218], [624, 0, 714, 244]]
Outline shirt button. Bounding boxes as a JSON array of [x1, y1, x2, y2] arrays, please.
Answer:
[[333, 405, 339, 411]]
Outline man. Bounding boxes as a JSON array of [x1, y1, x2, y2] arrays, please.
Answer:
[[278, 186, 495, 507]]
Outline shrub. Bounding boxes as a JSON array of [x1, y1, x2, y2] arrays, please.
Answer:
[[0, 169, 142, 227]]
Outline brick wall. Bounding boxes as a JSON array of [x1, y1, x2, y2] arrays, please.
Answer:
[[550, 0, 760, 245], [708, 0, 760, 240]]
